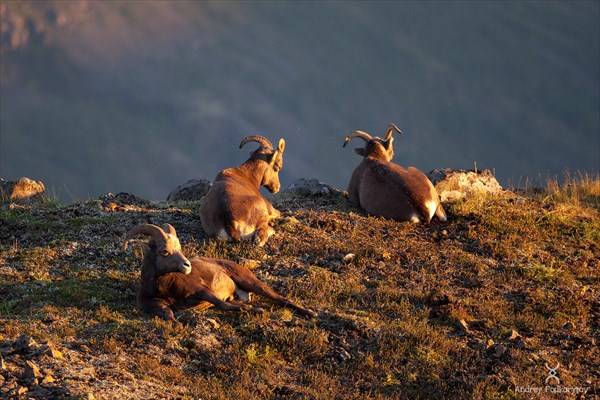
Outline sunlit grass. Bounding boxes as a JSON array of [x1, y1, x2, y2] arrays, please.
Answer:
[[0, 175, 598, 398]]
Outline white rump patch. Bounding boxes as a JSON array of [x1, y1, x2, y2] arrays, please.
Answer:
[[217, 229, 230, 240], [235, 221, 256, 239], [425, 200, 438, 220], [241, 231, 256, 240], [235, 289, 252, 302]]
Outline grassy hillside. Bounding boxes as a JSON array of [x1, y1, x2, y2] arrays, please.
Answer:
[[0, 176, 598, 399], [1, 1, 598, 200]]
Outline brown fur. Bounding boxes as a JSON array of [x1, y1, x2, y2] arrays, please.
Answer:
[[200, 136, 285, 246], [344, 125, 447, 223], [124, 224, 316, 323]]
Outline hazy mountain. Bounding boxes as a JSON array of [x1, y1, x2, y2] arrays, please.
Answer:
[[1, 0, 598, 201]]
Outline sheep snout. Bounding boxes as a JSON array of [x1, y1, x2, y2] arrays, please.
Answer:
[[180, 260, 192, 275]]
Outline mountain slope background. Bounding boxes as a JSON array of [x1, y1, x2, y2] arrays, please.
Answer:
[[1, 0, 599, 201]]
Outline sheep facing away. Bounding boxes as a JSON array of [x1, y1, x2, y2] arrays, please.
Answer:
[[200, 135, 285, 246], [343, 123, 447, 223], [123, 223, 316, 322]]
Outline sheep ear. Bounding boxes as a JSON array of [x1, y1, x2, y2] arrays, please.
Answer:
[[267, 138, 285, 164], [354, 148, 365, 156], [384, 137, 394, 149]]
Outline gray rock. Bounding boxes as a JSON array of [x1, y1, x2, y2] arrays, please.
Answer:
[[0, 177, 47, 205], [99, 192, 149, 209], [493, 344, 508, 358], [283, 177, 342, 197], [167, 179, 212, 201], [468, 340, 486, 351], [39, 344, 63, 359], [506, 329, 521, 341], [13, 334, 37, 353], [428, 168, 503, 202], [24, 360, 43, 379]]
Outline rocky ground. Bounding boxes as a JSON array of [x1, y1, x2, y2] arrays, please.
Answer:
[[0, 175, 598, 399]]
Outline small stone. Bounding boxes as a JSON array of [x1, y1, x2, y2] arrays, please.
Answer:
[[1, 380, 16, 392], [24, 360, 44, 378], [515, 340, 527, 349], [494, 344, 507, 357], [507, 329, 520, 341], [342, 253, 356, 264], [457, 319, 470, 332], [337, 348, 351, 362], [78, 344, 91, 353], [468, 340, 486, 351], [39, 344, 63, 359], [14, 386, 28, 395], [14, 334, 37, 352], [27, 378, 39, 386], [28, 385, 50, 397], [99, 192, 149, 209]]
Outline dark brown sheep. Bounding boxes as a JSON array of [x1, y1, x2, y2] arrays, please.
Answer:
[[123, 223, 316, 322], [343, 123, 447, 223]]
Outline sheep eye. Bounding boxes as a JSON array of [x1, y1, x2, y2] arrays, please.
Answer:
[[161, 250, 170, 257]]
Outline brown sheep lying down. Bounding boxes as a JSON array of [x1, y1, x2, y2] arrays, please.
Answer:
[[343, 123, 447, 223], [200, 135, 285, 246], [123, 223, 316, 322]]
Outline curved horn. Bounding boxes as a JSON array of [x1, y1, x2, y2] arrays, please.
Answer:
[[239, 135, 273, 151], [123, 224, 169, 251], [161, 223, 177, 237], [343, 130, 373, 148], [384, 123, 402, 141]]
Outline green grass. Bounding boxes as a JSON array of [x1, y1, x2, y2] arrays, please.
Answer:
[[0, 176, 598, 399]]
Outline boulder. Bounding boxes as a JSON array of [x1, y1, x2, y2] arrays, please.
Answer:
[[167, 179, 212, 201], [0, 177, 47, 205], [283, 178, 342, 197], [428, 168, 503, 202]]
